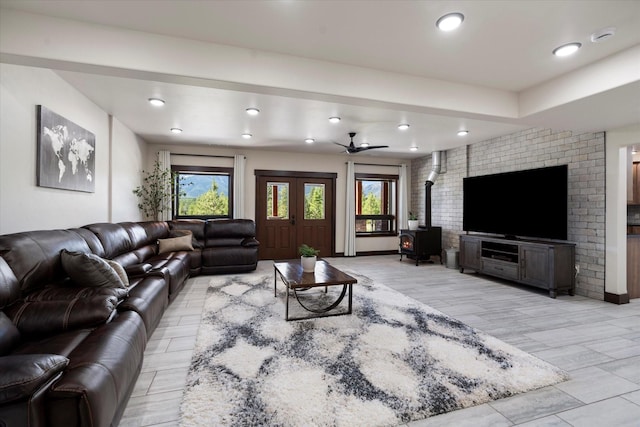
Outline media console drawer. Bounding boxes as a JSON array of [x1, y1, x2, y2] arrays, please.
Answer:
[[482, 258, 518, 280]]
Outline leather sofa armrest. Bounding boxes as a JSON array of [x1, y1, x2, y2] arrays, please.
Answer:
[[241, 237, 260, 247], [124, 263, 152, 278], [0, 354, 69, 404], [5, 296, 118, 337]]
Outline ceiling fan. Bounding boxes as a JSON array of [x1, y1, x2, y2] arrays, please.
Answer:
[[334, 132, 389, 154]]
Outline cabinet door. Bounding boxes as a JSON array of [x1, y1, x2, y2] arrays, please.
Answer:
[[460, 236, 481, 270], [520, 245, 550, 288]]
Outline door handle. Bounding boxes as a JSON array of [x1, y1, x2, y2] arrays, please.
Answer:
[[291, 214, 296, 225]]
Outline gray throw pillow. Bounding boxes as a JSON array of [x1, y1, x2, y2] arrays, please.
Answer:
[[60, 250, 126, 289]]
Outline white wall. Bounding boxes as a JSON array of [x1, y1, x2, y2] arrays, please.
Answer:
[[151, 144, 408, 254], [0, 63, 111, 233], [111, 116, 148, 223]]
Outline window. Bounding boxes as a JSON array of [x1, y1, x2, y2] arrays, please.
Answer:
[[304, 183, 325, 219], [172, 166, 233, 219], [355, 173, 397, 236]]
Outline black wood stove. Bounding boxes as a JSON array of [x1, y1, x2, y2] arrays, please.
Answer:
[[399, 227, 442, 265]]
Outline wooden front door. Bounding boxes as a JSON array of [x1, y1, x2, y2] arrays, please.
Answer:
[[256, 171, 335, 260]]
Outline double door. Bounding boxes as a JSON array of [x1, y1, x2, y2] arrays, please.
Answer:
[[256, 172, 335, 260]]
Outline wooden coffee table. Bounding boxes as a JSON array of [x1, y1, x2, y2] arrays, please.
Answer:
[[273, 259, 357, 321]]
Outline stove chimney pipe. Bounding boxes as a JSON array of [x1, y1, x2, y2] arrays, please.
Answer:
[[425, 151, 444, 228]]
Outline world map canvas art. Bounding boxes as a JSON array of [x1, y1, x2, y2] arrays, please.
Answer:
[[37, 105, 95, 192]]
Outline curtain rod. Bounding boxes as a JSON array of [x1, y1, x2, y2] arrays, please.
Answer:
[[348, 162, 403, 167], [171, 153, 237, 159]]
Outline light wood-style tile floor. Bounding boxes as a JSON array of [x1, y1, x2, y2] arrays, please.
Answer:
[[119, 255, 640, 427]]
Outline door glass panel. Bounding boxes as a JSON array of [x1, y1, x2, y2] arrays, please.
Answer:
[[304, 183, 325, 220], [266, 182, 289, 219]]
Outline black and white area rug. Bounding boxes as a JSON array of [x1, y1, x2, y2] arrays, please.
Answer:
[[179, 265, 568, 426]]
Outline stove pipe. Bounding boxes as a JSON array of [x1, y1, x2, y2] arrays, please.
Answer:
[[425, 151, 443, 228]]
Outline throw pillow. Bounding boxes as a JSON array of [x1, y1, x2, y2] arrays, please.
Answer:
[[60, 250, 126, 289], [158, 233, 194, 254], [169, 229, 203, 249], [106, 259, 130, 288]]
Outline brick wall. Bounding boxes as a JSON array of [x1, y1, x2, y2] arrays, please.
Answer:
[[411, 128, 606, 299]]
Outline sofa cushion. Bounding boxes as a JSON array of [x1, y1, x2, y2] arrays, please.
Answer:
[[6, 296, 118, 336], [0, 354, 69, 404], [0, 312, 20, 356], [157, 233, 194, 254], [61, 250, 126, 289], [24, 285, 128, 303]]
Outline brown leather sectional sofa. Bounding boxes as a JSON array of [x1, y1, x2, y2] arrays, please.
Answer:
[[0, 218, 258, 427]]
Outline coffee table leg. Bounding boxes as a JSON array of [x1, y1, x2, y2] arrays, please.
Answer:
[[285, 283, 290, 320], [348, 284, 353, 314]]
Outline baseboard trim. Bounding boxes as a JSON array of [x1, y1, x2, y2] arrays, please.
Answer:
[[604, 292, 630, 305], [333, 250, 398, 257]]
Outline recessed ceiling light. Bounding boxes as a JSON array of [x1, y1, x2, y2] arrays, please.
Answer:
[[246, 108, 260, 115], [148, 98, 165, 107], [398, 124, 410, 130], [553, 42, 581, 57], [305, 138, 315, 144], [410, 146, 418, 152], [241, 133, 252, 139], [170, 127, 182, 134], [436, 13, 464, 31], [329, 117, 341, 123], [360, 142, 370, 148], [457, 130, 469, 136]]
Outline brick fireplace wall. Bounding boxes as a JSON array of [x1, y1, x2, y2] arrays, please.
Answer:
[[411, 128, 606, 299]]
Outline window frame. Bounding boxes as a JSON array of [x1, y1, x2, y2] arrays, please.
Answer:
[[355, 172, 398, 237], [171, 165, 234, 219]]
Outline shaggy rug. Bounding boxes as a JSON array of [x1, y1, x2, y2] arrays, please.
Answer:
[[179, 265, 568, 427]]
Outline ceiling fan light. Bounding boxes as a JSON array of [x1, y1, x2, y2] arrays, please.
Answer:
[[148, 98, 165, 107], [329, 116, 341, 123], [305, 138, 315, 144], [246, 108, 260, 115], [170, 127, 182, 134], [457, 130, 469, 136], [436, 13, 464, 31], [241, 133, 252, 139], [398, 123, 410, 130], [553, 42, 581, 57]]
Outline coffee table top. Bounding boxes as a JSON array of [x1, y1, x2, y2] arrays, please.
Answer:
[[274, 259, 357, 289]]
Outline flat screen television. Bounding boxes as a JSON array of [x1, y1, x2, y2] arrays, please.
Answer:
[[463, 165, 568, 240]]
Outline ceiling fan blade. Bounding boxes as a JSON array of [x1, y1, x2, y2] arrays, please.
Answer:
[[364, 145, 389, 149], [333, 141, 350, 148]]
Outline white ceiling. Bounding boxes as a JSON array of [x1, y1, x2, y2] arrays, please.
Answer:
[[1, 0, 639, 158]]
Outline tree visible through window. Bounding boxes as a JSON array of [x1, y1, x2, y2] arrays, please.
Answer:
[[172, 166, 233, 218], [355, 173, 397, 235]]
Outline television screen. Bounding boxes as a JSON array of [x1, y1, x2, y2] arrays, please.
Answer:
[[463, 165, 568, 240]]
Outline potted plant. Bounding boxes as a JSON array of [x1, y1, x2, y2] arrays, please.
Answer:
[[299, 244, 319, 273], [408, 212, 419, 230], [133, 159, 185, 220]]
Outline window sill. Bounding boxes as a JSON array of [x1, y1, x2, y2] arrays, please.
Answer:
[[356, 232, 397, 238]]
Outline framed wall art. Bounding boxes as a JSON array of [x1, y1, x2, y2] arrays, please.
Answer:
[[37, 105, 96, 192]]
